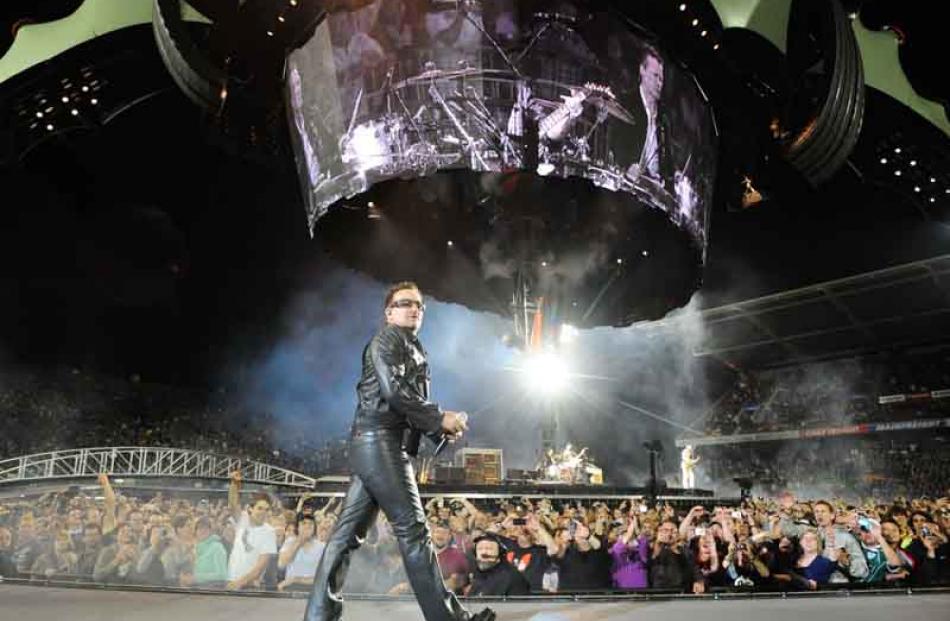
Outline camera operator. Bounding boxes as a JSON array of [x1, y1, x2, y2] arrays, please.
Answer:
[[467, 534, 529, 596]]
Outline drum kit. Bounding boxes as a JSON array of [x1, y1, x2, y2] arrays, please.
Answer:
[[336, 64, 639, 185], [540, 444, 600, 485]]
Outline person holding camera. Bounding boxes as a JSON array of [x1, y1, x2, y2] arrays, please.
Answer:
[[903, 510, 934, 571], [29, 529, 80, 580], [278, 514, 326, 592], [650, 519, 694, 591], [496, 511, 557, 592], [609, 511, 649, 589], [92, 523, 144, 584], [721, 538, 769, 588], [855, 518, 906, 584], [777, 495, 868, 583], [918, 518, 949, 585], [130, 523, 174, 585], [678, 505, 706, 540], [689, 528, 727, 593], [553, 516, 610, 591]]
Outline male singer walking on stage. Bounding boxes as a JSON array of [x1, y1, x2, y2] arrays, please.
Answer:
[[305, 281, 495, 621]]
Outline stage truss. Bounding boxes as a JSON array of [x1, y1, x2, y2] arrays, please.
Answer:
[[0, 446, 316, 489]]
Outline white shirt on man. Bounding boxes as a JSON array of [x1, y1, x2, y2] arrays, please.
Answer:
[[228, 511, 277, 582]]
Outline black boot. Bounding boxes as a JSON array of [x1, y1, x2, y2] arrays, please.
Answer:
[[468, 609, 496, 621]]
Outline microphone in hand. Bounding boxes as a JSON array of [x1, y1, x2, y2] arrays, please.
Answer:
[[435, 411, 468, 456]]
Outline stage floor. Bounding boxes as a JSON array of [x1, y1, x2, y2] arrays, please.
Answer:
[[1, 583, 948, 621]]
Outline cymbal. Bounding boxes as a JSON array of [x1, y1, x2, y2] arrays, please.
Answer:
[[588, 94, 637, 125], [393, 67, 484, 88]]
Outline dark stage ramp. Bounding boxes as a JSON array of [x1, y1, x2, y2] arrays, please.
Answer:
[[1, 584, 948, 621]]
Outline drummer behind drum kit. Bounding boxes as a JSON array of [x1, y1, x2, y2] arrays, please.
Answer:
[[335, 60, 641, 191], [540, 444, 603, 485]]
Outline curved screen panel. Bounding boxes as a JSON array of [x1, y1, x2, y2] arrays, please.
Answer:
[[287, 1, 716, 257]]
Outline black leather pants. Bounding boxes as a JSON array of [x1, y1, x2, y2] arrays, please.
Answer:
[[304, 431, 469, 621]]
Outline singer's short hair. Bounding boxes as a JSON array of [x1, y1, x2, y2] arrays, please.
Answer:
[[384, 281, 422, 309]]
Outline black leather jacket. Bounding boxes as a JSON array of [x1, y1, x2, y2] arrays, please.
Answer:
[[351, 324, 443, 454]]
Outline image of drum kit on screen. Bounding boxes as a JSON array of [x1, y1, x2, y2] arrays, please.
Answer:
[[337, 62, 639, 187]]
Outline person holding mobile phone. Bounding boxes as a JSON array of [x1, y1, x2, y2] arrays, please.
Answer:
[[610, 513, 648, 589], [649, 520, 693, 591], [552, 518, 610, 591], [776, 497, 868, 583], [494, 512, 557, 592], [854, 518, 907, 585]]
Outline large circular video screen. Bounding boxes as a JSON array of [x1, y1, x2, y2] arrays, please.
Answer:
[[287, 0, 716, 258]]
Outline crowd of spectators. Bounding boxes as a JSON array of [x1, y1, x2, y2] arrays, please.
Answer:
[[702, 436, 950, 499], [0, 366, 327, 473], [1, 473, 947, 596], [2, 358, 949, 599], [704, 353, 950, 436]]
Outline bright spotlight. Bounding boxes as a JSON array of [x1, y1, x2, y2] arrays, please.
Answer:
[[559, 324, 579, 345], [520, 352, 569, 396]]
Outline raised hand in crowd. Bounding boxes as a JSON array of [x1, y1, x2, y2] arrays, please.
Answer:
[[227, 470, 242, 518]]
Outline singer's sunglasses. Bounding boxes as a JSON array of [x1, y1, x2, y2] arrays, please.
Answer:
[[389, 299, 426, 312]]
